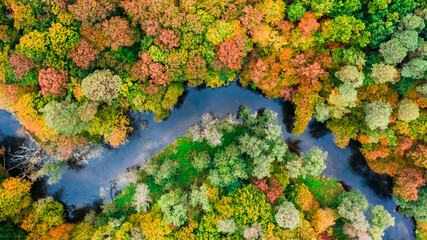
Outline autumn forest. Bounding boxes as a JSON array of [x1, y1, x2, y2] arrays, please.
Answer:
[[0, 0, 426, 239]]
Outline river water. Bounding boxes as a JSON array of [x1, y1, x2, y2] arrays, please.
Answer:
[[0, 82, 416, 239]]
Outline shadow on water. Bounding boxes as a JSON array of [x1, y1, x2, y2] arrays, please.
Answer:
[[347, 141, 393, 200], [308, 121, 331, 139], [280, 101, 295, 134]]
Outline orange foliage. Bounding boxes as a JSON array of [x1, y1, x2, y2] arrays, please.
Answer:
[[298, 12, 320, 38], [308, 208, 336, 234], [128, 211, 171, 240], [393, 168, 426, 201], [41, 223, 75, 240], [218, 36, 247, 70]]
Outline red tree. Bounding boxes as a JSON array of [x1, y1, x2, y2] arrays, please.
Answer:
[[38, 68, 69, 97], [9, 53, 35, 79], [102, 17, 138, 51], [218, 36, 247, 70], [69, 39, 99, 69], [393, 168, 426, 201]]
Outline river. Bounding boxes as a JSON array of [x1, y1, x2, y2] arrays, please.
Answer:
[[0, 82, 416, 239]]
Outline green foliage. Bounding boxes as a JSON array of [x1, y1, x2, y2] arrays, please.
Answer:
[[324, 15, 371, 47], [41, 98, 90, 136], [207, 144, 249, 188], [231, 184, 274, 228], [158, 189, 188, 227], [364, 101, 392, 130], [398, 98, 420, 121], [337, 190, 369, 222], [81, 69, 122, 103], [401, 58, 427, 80], [0, 222, 26, 240], [275, 202, 301, 230], [368, 205, 395, 240], [379, 38, 408, 65], [397, 186, 427, 222], [287, 3, 306, 22]]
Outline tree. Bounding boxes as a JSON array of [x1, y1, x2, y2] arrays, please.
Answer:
[[158, 189, 188, 227], [191, 150, 211, 172], [288, 183, 316, 211], [308, 208, 336, 234], [243, 222, 264, 240], [69, 39, 99, 70], [189, 185, 209, 211], [397, 186, 427, 222], [398, 98, 420, 122], [21, 197, 65, 237], [287, 3, 306, 22], [41, 98, 90, 136], [323, 15, 371, 47], [38, 68, 69, 97], [364, 101, 392, 130], [232, 184, 274, 228], [218, 36, 248, 70], [207, 144, 249, 188], [368, 205, 395, 240], [370, 63, 400, 84], [298, 12, 320, 38], [393, 168, 425, 201], [379, 38, 408, 65], [102, 17, 138, 51], [337, 190, 368, 222], [0, 177, 32, 224], [335, 65, 364, 87], [401, 58, 427, 80], [275, 202, 301, 230], [217, 218, 238, 234], [133, 183, 151, 213], [81, 69, 122, 103], [68, 0, 118, 24], [9, 53, 35, 80]]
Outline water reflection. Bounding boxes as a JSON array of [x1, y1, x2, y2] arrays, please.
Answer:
[[0, 83, 416, 239]]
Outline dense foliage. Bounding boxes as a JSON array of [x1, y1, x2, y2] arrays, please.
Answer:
[[0, 107, 397, 239], [0, 0, 426, 238]]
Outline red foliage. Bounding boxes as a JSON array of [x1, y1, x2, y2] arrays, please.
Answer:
[[186, 54, 207, 83], [218, 36, 246, 70], [2, 84, 20, 103], [253, 178, 284, 203], [80, 23, 108, 51], [395, 137, 413, 157], [364, 146, 390, 161], [102, 17, 137, 51], [280, 87, 294, 101], [69, 39, 99, 69], [240, 5, 264, 33], [298, 12, 320, 38], [154, 29, 180, 51], [393, 168, 426, 201], [131, 53, 152, 81], [68, 0, 117, 23], [38, 68, 69, 97], [132, 53, 170, 93], [9, 53, 35, 79]]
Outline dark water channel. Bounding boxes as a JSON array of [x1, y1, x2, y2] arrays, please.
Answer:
[[0, 82, 416, 239]]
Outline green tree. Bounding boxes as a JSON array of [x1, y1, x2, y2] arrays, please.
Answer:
[[81, 70, 122, 103], [364, 101, 392, 130], [41, 98, 90, 136], [275, 202, 301, 230], [398, 98, 420, 122]]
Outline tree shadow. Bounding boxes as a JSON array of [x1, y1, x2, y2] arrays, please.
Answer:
[[347, 141, 393, 200], [280, 101, 295, 134], [308, 121, 331, 139]]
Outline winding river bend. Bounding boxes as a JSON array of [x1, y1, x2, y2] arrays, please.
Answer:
[[0, 82, 416, 239]]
